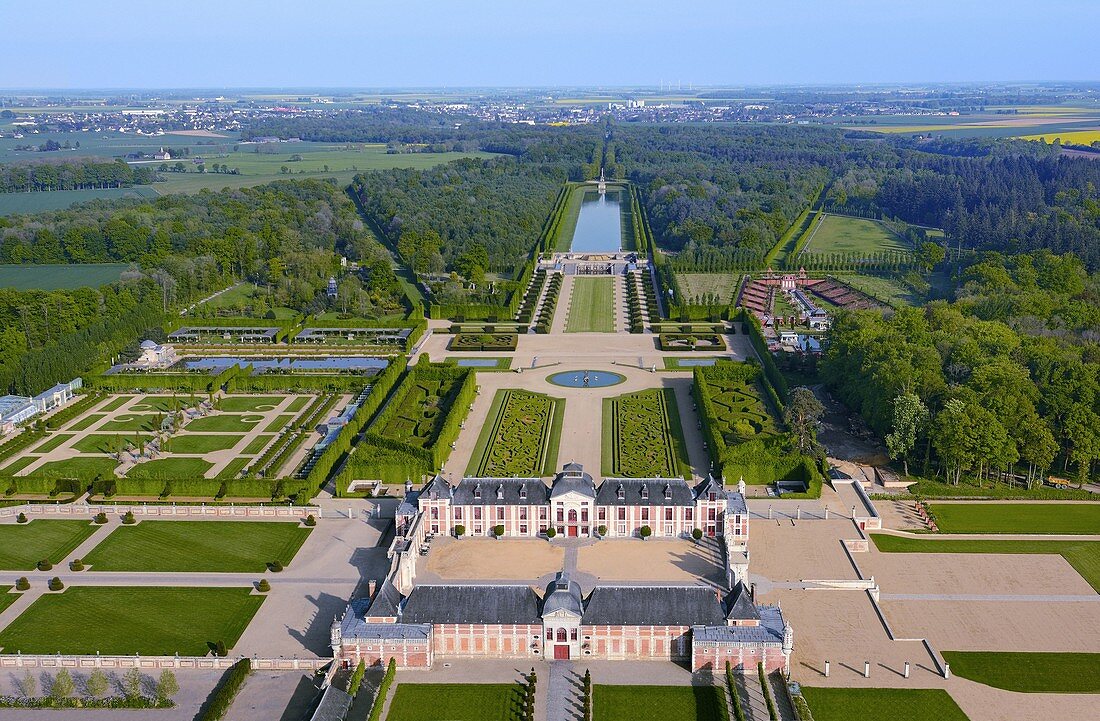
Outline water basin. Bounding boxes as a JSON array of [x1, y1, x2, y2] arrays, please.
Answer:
[[546, 370, 625, 388]]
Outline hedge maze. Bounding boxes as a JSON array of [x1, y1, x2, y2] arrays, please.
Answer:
[[468, 389, 565, 477], [703, 376, 779, 445], [602, 389, 690, 478], [380, 375, 467, 450]]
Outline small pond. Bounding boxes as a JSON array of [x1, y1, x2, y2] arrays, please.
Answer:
[[454, 359, 502, 367], [674, 359, 717, 367], [179, 356, 388, 374], [546, 370, 626, 388]]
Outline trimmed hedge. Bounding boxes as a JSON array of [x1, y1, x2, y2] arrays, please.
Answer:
[[198, 659, 250, 721], [449, 333, 519, 352], [737, 308, 790, 401]]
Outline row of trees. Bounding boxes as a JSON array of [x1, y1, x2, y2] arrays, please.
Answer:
[[0, 159, 156, 193]]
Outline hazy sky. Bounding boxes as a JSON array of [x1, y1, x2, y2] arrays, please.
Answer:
[[3, 1, 1097, 89]]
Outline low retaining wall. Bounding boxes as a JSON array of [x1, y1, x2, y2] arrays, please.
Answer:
[[0, 654, 329, 672], [0, 503, 322, 519]]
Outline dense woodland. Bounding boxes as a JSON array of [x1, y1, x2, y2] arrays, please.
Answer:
[[823, 251, 1100, 485]]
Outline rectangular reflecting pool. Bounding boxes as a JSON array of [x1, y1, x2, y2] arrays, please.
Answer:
[[569, 189, 623, 253]]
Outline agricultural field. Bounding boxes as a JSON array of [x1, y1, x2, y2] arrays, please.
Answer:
[[593, 685, 728, 721], [0, 586, 263, 656], [1018, 129, 1100, 145], [801, 688, 969, 721], [82, 520, 311, 573], [927, 503, 1100, 535], [675, 273, 742, 304], [802, 214, 910, 255], [0, 263, 129, 290], [0, 186, 159, 216], [385, 683, 523, 721], [0, 519, 99, 570], [869, 534, 1100, 592], [466, 389, 565, 477], [602, 389, 690, 478], [567, 277, 616, 333], [940, 651, 1100, 694]]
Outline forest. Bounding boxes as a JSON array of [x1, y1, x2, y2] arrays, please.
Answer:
[[822, 251, 1100, 486]]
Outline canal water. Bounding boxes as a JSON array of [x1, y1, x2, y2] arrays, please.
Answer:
[[569, 189, 622, 253]]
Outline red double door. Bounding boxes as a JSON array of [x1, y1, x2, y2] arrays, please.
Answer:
[[554, 645, 570, 660]]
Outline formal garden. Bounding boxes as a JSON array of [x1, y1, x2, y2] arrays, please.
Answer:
[[592, 684, 729, 721], [0, 519, 100, 570], [602, 389, 691, 478], [658, 333, 726, 352], [449, 332, 519, 352], [466, 389, 565, 477], [384, 683, 525, 721]]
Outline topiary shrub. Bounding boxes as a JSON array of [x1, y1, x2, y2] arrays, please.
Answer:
[[545, 527, 557, 539], [93, 512, 108, 524], [15, 576, 30, 591], [692, 528, 704, 542], [70, 558, 85, 571], [454, 524, 465, 537], [267, 560, 283, 572], [304, 514, 317, 527], [257, 579, 271, 593], [17, 512, 28, 524], [48, 577, 64, 591], [597, 525, 607, 537], [122, 511, 136, 525], [639, 525, 652, 539], [37, 559, 53, 571], [214, 640, 228, 657], [493, 524, 505, 538]]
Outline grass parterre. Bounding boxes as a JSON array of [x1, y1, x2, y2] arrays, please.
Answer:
[[467, 389, 565, 477], [384, 683, 525, 721], [592, 684, 729, 721]]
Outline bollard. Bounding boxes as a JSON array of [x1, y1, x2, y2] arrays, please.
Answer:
[[348, 507, 353, 519], [864, 661, 870, 678], [852, 505, 857, 519], [824, 660, 830, 677], [796, 506, 801, 520], [944, 662, 950, 679], [824, 505, 829, 520], [768, 506, 773, 520], [904, 661, 910, 678]]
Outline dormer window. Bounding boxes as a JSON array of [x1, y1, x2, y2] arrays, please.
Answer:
[[473, 484, 481, 501], [641, 485, 649, 500], [519, 485, 527, 500], [708, 492, 717, 502], [496, 485, 504, 500], [616, 484, 624, 500]]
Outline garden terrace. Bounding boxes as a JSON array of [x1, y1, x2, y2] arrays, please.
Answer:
[[602, 388, 690, 478], [466, 389, 565, 477], [167, 326, 280, 343], [293, 326, 413, 346]]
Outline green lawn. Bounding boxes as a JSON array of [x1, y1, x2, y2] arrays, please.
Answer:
[[593, 685, 728, 721], [566, 277, 615, 332], [941, 651, 1100, 693], [385, 683, 524, 721], [218, 396, 283, 412], [0, 586, 263, 655], [675, 273, 742, 304], [98, 414, 161, 432], [71, 433, 149, 454], [285, 396, 311, 413], [551, 184, 585, 252], [0, 520, 100, 570], [465, 389, 564, 477], [804, 214, 910, 254], [0, 263, 130, 289], [129, 396, 192, 412], [263, 414, 297, 432], [186, 414, 264, 432], [242, 434, 275, 455], [31, 433, 75, 453], [216, 457, 252, 479], [801, 688, 969, 721], [33, 457, 119, 479], [67, 413, 106, 431], [82, 520, 311, 572], [928, 503, 1100, 534], [126, 457, 215, 478], [0, 586, 17, 614], [870, 534, 1100, 592], [164, 434, 244, 454], [602, 388, 691, 478], [100, 396, 133, 412]]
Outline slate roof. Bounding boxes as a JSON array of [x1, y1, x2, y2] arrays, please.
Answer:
[[353, 623, 431, 640], [400, 585, 541, 625], [724, 582, 760, 622], [364, 581, 402, 618], [726, 492, 748, 515], [693, 605, 787, 645], [581, 586, 726, 626], [451, 478, 548, 506], [692, 475, 724, 500], [549, 465, 596, 499], [595, 478, 695, 506], [542, 574, 583, 617]]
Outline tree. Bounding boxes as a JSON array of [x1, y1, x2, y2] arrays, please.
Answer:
[[156, 670, 179, 702], [86, 669, 109, 698], [931, 399, 977, 486], [1064, 404, 1100, 487], [885, 393, 928, 476], [51, 669, 75, 700], [123, 668, 143, 699], [20, 669, 36, 698], [783, 387, 825, 453]]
